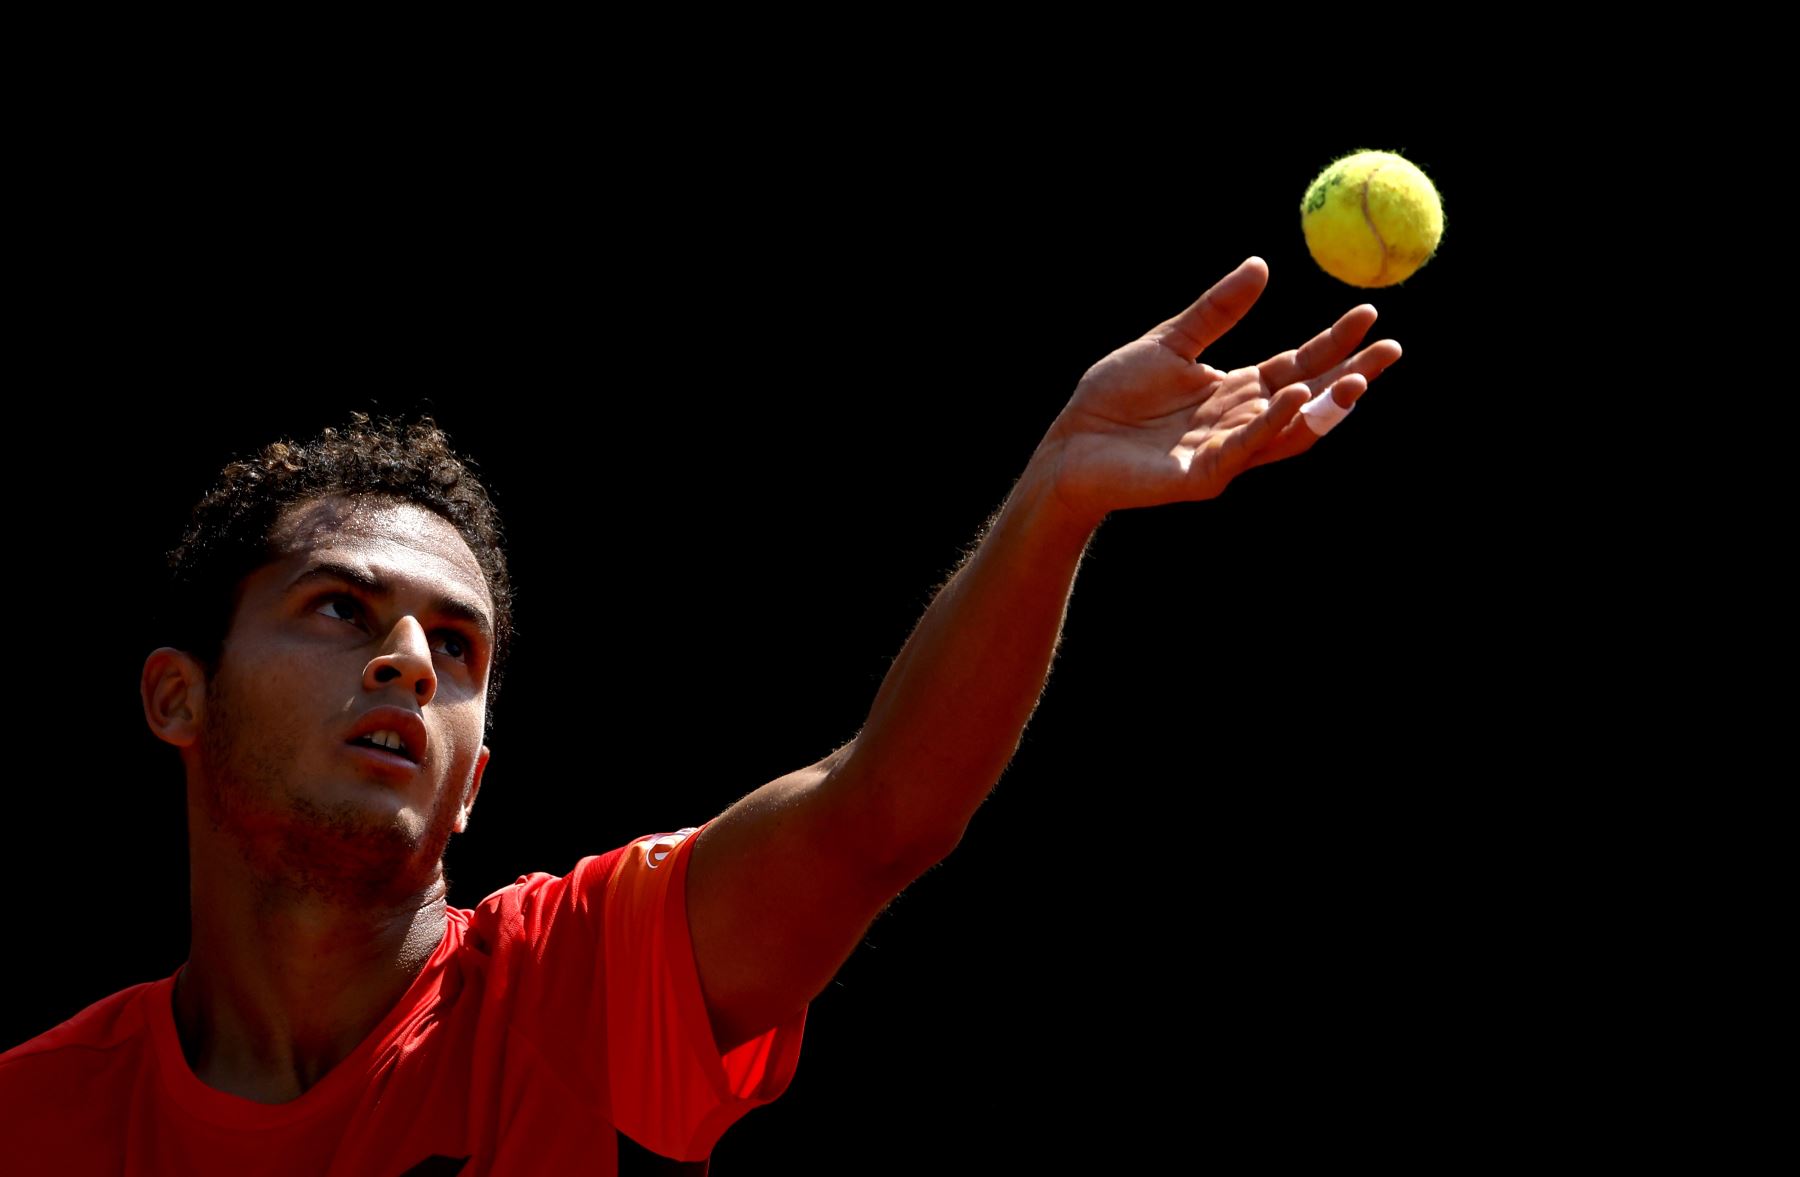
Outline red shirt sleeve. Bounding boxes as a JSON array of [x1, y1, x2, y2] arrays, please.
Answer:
[[475, 826, 805, 1163], [604, 826, 806, 1159]]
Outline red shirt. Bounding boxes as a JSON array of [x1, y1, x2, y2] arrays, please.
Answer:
[[0, 828, 805, 1175]]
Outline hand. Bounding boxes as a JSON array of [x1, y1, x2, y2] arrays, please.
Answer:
[[1040, 257, 1402, 526]]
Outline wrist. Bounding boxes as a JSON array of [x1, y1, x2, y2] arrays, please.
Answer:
[[1017, 439, 1107, 546]]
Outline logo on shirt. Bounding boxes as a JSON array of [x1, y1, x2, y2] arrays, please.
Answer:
[[642, 828, 698, 870]]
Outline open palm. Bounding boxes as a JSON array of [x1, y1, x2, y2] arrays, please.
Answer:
[[1043, 258, 1403, 525]]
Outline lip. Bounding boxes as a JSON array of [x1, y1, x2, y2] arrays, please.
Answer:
[[343, 706, 428, 766], [343, 741, 423, 777]]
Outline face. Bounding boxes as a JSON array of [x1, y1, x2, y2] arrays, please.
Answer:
[[184, 494, 494, 904]]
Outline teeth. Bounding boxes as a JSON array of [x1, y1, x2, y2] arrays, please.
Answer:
[[363, 730, 405, 754]]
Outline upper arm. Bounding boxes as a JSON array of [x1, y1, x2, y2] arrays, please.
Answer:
[[684, 746, 946, 1053]]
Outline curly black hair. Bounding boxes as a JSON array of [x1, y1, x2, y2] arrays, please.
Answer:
[[165, 413, 514, 731]]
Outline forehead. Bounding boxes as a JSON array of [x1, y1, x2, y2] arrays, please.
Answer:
[[263, 495, 493, 618]]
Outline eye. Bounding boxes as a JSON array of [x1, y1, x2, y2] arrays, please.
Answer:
[[432, 632, 473, 664], [317, 595, 364, 626]]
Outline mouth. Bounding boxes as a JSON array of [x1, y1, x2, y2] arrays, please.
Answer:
[[348, 731, 419, 764], [343, 709, 429, 766]]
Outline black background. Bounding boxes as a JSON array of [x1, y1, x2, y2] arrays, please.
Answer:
[[9, 91, 1624, 1170]]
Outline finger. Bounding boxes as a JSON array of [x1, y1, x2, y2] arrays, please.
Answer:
[[1257, 304, 1378, 390], [1152, 257, 1269, 362], [1244, 373, 1368, 470], [1318, 371, 1368, 411], [1217, 382, 1309, 472], [1297, 372, 1366, 435], [1302, 339, 1401, 400]]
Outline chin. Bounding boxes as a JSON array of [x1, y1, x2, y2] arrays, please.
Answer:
[[253, 797, 450, 904]]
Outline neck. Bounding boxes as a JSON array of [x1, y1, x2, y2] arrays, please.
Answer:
[[175, 826, 451, 1103]]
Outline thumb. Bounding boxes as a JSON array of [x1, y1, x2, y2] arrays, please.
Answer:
[[1153, 257, 1269, 361]]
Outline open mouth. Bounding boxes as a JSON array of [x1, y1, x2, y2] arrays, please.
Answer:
[[345, 711, 427, 765], [349, 732, 418, 764]]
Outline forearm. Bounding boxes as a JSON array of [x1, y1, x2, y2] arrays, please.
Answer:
[[687, 263, 1392, 1048], [823, 438, 1096, 870], [686, 437, 1098, 1048]]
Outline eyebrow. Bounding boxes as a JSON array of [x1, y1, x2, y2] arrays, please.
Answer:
[[285, 560, 494, 642]]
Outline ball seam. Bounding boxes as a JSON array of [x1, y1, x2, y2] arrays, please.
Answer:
[[1359, 160, 1392, 286]]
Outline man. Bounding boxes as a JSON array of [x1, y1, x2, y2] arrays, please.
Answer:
[[1, 258, 1400, 1174]]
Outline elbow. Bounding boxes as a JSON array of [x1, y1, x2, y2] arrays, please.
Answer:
[[909, 822, 967, 876], [880, 823, 965, 891], [853, 825, 963, 904], [823, 760, 969, 892]]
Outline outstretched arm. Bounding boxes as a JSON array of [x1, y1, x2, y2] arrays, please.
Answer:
[[686, 258, 1403, 1051]]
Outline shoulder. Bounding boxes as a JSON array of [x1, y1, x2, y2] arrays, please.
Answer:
[[2, 979, 162, 1067], [460, 831, 699, 952], [0, 980, 164, 1123]]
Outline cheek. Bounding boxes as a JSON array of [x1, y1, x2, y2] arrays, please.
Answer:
[[208, 660, 330, 760], [436, 703, 487, 771]]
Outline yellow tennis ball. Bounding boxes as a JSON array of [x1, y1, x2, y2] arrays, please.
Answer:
[[1301, 150, 1444, 288]]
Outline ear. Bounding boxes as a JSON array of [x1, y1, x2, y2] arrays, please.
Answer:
[[454, 745, 490, 834], [142, 647, 207, 748]]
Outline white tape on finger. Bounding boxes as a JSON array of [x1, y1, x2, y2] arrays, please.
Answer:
[[1301, 392, 1354, 437]]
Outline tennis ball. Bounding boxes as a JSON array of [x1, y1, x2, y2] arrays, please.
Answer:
[[1301, 150, 1444, 288]]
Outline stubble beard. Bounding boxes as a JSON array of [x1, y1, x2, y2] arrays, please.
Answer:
[[196, 665, 462, 910]]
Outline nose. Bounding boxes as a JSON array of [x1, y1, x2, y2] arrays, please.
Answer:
[[363, 616, 437, 705]]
